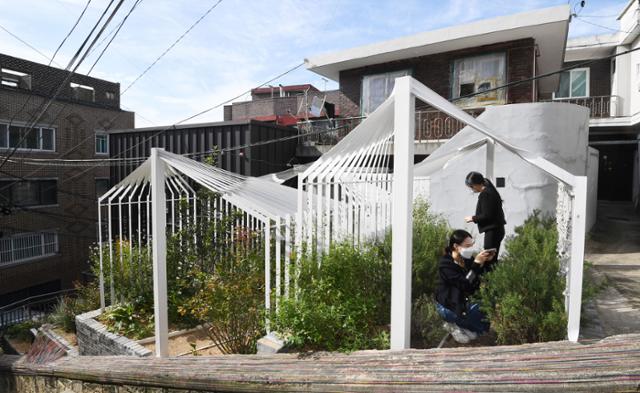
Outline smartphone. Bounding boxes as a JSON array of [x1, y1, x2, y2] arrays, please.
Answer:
[[483, 248, 497, 253]]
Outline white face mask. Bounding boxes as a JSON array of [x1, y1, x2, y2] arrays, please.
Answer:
[[458, 246, 475, 259]]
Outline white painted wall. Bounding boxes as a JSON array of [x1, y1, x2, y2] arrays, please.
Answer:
[[613, 45, 632, 117], [417, 102, 591, 246]]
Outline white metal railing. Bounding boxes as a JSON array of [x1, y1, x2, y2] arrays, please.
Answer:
[[0, 232, 58, 266], [544, 95, 619, 118]]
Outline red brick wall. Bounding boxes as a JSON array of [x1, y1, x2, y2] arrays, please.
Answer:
[[339, 38, 536, 114]]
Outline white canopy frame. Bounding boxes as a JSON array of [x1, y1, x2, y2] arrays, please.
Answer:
[[97, 149, 297, 357], [298, 76, 587, 349]]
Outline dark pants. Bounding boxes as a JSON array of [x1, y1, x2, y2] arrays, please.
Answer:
[[483, 226, 505, 269], [436, 302, 489, 334]]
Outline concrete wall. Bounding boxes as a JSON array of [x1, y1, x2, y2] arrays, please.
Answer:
[[75, 309, 151, 357], [420, 102, 591, 244]]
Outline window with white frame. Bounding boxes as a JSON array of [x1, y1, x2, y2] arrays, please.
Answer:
[[95, 132, 108, 154], [0, 123, 55, 151], [554, 68, 589, 99], [361, 69, 410, 115], [0, 232, 58, 266], [451, 52, 507, 108], [0, 179, 57, 207]]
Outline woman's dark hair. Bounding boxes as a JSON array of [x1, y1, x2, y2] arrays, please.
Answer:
[[465, 171, 503, 202], [444, 229, 472, 255]]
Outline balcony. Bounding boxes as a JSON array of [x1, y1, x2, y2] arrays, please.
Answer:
[[543, 96, 619, 118], [298, 107, 483, 149]]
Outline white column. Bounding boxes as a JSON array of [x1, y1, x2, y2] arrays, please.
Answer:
[[264, 221, 271, 332], [390, 76, 415, 350], [567, 176, 587, 342], [151, 148, 169, 358], [485, 138, 495, 182]]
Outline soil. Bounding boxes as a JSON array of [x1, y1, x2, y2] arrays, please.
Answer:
[[51, 327, 77, 346], [141, 327, 223, 356], [6, 337, 32, 354]]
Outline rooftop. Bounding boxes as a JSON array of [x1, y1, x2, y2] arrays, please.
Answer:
[[305, 5, 570, 94]]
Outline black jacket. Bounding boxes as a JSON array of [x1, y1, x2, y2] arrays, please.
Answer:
[[434, 254, 486, 317], [473, 187, 506, 233]]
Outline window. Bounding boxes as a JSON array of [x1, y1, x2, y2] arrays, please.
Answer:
[[452, 53, 506, 108], [0, 124, 55, 151], [554, 68, 589, 99], [1, 68, 32, 90], [0, 179, 57, 207], [70, 82, 95, 102], [95, 178, 110, 197], [95, 132, 108, 154], [0, 232, 58, 266], [105, 91, 116, 100], [361, 69, 410, 115]]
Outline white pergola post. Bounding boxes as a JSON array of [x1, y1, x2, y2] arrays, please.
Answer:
[[567, 176, 587, 342], [390, 76, 415, 350], [151, 148, 169, 358]]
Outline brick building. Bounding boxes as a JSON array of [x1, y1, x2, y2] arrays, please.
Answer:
[[304, 5, 571, 153], [0, 54, 134, 305]]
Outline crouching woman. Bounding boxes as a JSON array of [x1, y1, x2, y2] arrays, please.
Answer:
[[434, 229, 494, 343]]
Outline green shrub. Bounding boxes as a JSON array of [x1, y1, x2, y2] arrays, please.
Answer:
[[48, 281, 102, 333], [4, 321, 38, 342], [477, 212, 567, 344], [411, 294, 448, 348], [377, 199, 451, 348], [100, 302, 154, 340], [273, 242, 391, 352], [180, 243, 265, 354]]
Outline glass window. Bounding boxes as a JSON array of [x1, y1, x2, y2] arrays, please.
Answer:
[[39, 180, 58, 205], [41, 128, 54, 151], [0, 232, 58, 266], [452, 53, 506, 108], [95, 132, 108, 154], [0, 124, 7, 148], [95, 178, 110, 197], [0, 179, 57, 207], [554, 68, 589, 99], [361, 69, 410, 115], [2, 124, 56, 151]]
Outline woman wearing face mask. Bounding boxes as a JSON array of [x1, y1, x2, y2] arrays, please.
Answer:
[[435, 229, 494, 343], [464, 171, 506, 269]]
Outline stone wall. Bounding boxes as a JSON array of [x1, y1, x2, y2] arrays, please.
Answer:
[[75, 309, 151, 357]]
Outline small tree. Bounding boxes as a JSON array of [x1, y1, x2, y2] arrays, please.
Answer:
[[477, 212, 567, 344]]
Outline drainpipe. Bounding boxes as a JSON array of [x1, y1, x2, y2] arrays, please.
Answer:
[[533, 44, 539, 102]]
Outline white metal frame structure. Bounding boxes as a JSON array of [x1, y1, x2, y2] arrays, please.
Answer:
[[97, 149, 297, 357], [299, 76, 587, 349]]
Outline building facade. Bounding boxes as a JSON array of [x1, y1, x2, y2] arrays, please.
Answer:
[[562, 0, 640, 206], [0, 54, 134, 305], [304, 5, 571, 152]]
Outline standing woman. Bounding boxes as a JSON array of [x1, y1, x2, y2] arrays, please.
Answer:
[[464, 171, 506, 269]]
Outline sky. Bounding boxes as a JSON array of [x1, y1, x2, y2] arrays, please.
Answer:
[[0, 0, 630, 127]]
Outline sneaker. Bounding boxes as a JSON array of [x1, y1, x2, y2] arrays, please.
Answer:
[[443, 322, 470, 344], [460, 328, 478, 341]]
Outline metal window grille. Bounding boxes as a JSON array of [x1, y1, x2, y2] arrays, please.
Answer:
[[0, 232, 58, 266]]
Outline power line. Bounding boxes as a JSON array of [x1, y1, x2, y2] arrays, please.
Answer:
[[0, 0, 125, 172], [51, 0, 94, 66], [120, 0, 224, 96], [0, 23, 59, 66], [573, 16, 632, 34]]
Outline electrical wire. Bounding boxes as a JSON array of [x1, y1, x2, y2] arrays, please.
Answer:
[[120, 0, 224, 96], [573, 16, 633, 34], [0, 0, 124, 171]]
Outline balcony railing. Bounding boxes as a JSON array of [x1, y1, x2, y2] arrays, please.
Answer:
[[543, 95, 619, 118], [298, 107, 483, 146]]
